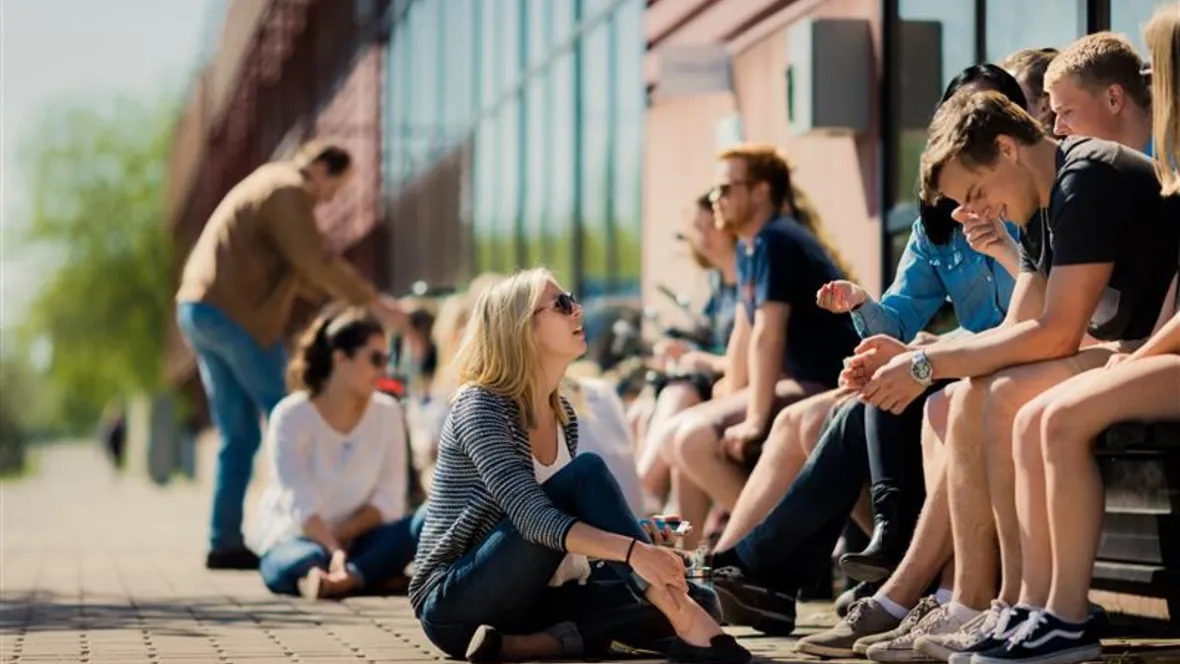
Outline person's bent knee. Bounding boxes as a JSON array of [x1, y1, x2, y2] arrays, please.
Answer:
[[669, 415, 717, 461], [1012, 400, 1047, 471], [762, 407, 799, 456], [1038, 402, 1092, 465]]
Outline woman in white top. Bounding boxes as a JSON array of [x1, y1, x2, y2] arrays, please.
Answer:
[[253, 306, 417, 599]]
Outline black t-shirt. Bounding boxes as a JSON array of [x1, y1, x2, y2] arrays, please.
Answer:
[[736, 216, 860, 387], [1019, 137, 1180, 341]]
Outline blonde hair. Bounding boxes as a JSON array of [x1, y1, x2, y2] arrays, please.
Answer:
[[1044, 32, 1151, 110], [1146, 3, 1180, 195], [718, 143, 856, 281], [1001, 47, 1059, 100], [452, 268, 568, 429]]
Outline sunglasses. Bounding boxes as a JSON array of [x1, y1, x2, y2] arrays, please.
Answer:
[[538, 292, 579, 316], [367, 350, 391, 369], [708, 180, 752, 203]]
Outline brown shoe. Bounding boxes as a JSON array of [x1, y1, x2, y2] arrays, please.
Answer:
[[854, 595, 941, 655], [795, 598, 901, 658]]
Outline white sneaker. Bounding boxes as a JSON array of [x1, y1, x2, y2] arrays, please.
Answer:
[[914, 604, 1000, 662], [945, 603, 1033, 664], [866, 604, 966, 662]]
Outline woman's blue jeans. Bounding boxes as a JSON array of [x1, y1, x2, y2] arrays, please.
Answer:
[[416, 453, 719, 659]]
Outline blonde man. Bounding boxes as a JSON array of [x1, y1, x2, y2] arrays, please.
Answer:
[[850, 90, 1178, 662], [990, 7, 1180, 664], [1045, 32, 1154, 154]]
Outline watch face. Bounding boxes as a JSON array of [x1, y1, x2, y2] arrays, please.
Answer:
[[912, 357, 933, 381]]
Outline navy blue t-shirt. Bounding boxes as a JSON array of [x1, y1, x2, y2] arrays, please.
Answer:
[[736, 216, 860, 387], [702, 270, 738, 355]]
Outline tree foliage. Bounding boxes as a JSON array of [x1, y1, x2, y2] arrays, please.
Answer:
[[13, 95, 177, 430]]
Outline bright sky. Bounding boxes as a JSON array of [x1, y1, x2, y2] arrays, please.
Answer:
[[1, 0, 218, 337]]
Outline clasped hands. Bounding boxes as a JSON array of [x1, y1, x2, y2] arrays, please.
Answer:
[[839, 334, 929, 414]]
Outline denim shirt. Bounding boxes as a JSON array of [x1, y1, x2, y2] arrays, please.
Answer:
[[851, 218, 1017, 341]]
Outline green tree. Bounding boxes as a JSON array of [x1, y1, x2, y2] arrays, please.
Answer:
[[13, 95, 176, 431]]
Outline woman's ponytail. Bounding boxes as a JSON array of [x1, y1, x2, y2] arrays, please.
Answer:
[[287, 312, 336, 395]]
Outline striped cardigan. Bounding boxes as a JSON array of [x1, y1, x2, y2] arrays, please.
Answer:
[[408, 385, 580, 612]]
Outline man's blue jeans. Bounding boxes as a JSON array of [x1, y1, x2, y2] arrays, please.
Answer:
[[734, 389, 935, 589], [176, 301, 287, 552], [260, 510, 424, 595], [417, 453, 719, 659]]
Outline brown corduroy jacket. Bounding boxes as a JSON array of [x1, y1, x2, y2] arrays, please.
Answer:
[[176, 162, 378, 347]]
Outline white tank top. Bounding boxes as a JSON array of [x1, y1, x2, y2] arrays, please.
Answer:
[[533, 428, 591, 586]]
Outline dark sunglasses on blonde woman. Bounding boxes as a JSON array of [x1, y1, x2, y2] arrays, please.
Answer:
[[538, 292, 579, 316]]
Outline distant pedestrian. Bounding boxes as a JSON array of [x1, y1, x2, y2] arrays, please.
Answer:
[[176, 141, 405, 570]]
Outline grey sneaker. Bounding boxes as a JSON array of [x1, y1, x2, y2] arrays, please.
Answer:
[[912, 605, 990, 661], [795, 598, 901, 658], [867, 604, 968, 662], [853, 595, 941, 655]]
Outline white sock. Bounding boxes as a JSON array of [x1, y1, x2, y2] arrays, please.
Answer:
[[873, 591, 911, 620], [948, 602, 982, 623], [935, 588, 953, 605]]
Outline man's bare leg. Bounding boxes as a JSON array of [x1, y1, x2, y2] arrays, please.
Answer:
[[945, 378, 999, 611]]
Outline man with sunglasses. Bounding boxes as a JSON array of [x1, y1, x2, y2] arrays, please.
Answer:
[[661, 144, 859, 554]]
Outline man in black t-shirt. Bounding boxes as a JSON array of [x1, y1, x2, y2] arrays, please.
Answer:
[[844, 90, 1178, 662]]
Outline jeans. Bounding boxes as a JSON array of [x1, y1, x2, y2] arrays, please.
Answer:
[[176, 301, 288, 551], [734, 388, 938, 589], [259, 514, 420, 595], [417, 453, 719, 659]]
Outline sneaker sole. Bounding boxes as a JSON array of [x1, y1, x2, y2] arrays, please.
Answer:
[[866, 644, 939, 663], [713, 585, 795, 637], [794, 641, 856, 659], [973, 644, 1102, 664]]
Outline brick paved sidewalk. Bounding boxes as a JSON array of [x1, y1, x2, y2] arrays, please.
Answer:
[[2, 443, 1174, 663], [0, 443, 853, 663]]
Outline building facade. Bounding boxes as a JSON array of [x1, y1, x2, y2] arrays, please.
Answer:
[[380, 0, 646, 299], [641, 0, 1170, 321]]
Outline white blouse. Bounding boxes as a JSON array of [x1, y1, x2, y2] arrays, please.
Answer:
[[534, 427, 592, 587], [249, 391, 408, 554]]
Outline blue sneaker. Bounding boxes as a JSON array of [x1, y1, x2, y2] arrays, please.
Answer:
[[972, 610, 1102, 664]]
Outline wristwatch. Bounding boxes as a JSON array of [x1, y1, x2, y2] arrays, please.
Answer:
[[910, 350, 935, 387]]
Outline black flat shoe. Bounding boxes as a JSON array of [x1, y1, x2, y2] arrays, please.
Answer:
[[205, 547, 260, 570], [668, 634, 751, 664], [466, 625, 502, 663]]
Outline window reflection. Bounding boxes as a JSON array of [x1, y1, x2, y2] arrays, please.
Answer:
[[985, 0, 1083, 62], [1111, 0, 1172, 57], [580, 22, 612, 297]]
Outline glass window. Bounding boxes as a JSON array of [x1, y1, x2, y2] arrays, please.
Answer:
[[443, 0, 477, 142], [549, 54, 576, 289], [612, 0, 644, 296], [552, 0, 578, 52], [1111, 0, 1172, 58], [498, 95, 523, 272], [473, 116, 498, 274], [385, 20, 407, 186], [527, 0, 553, 68], [479, 0, 501, 109], [524, 81, 549, 270], [580, 23, 612, 298], [888, 0, 978, 281], [985, 0, 1083, 62], [406, 0, 439, 173], [500, 0, 523, 95]]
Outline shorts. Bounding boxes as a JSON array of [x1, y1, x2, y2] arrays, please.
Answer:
[[699, 379, 828, 471]]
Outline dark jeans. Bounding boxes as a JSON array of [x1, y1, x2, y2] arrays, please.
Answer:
[[176, 301, 287, 552], [417, 453, 719, 660], [733, 386, 941, 590], [260, 505, 427, 595]]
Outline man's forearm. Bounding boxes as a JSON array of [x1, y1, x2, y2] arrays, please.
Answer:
[[927, 319, 1078, 379], [746, 334, 785, 424]]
